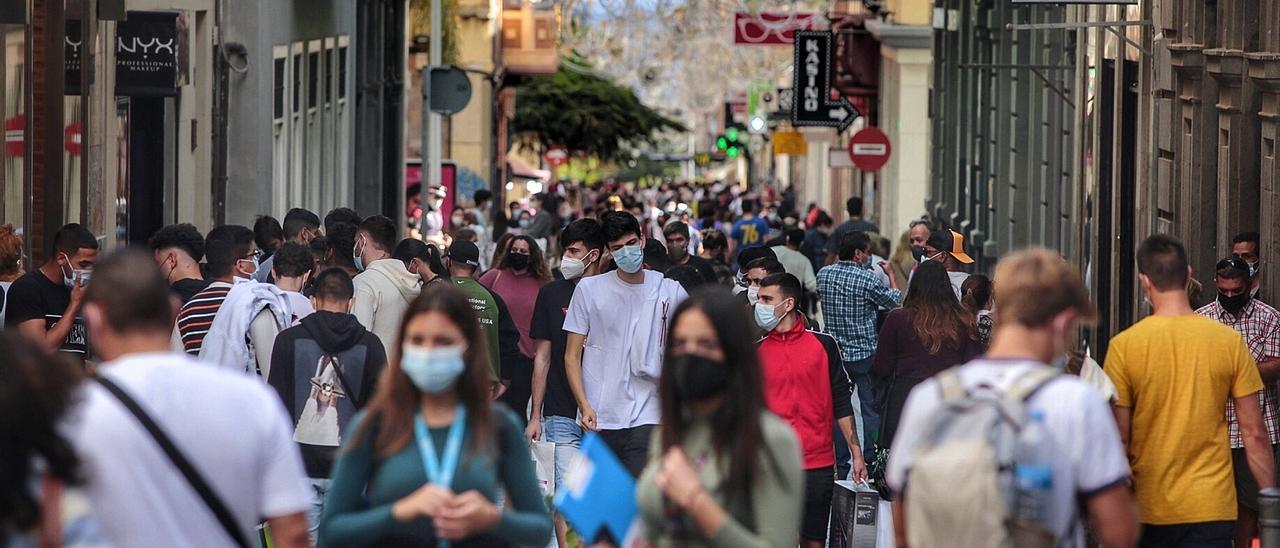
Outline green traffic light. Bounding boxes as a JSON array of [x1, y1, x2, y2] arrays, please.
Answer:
[[726, 127, 740, 142], [727, 146, 740, 159], [716, 136, 728, 150]]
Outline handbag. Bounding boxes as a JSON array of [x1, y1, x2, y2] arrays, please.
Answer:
[[95, 376, 252, 548]]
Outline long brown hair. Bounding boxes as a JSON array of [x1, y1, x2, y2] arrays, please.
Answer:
[[904, 261, 974, 354], [350, 285, 494, 457], [490, 232, 515, 271], [503, 235, 552, 282], [660, 288, 769, 508]]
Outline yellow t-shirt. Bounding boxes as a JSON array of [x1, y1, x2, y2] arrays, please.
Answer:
[[1105, 314, 1263, 525]]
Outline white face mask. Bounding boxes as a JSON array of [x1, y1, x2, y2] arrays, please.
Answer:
[[746, 285, 760, 305], [560, 250, 598, 281]]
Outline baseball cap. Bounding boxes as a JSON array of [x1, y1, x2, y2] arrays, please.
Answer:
[[927, 229, 974, 264], [446, 240, 480, 268]]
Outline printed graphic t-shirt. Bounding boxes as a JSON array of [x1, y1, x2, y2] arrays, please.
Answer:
[[4, 271, 88, 360]]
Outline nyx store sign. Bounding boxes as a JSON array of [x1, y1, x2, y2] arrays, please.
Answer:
[[66, 11, 182, 97]]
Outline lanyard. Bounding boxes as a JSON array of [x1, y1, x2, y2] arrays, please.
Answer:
[[413, 404, 467, 490]]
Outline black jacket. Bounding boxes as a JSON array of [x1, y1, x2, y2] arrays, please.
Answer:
[[268, 310, 388, 478]]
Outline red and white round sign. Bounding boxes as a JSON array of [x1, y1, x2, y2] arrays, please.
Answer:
[[544, 148, 569, 167], [848, 127, 891, 172]]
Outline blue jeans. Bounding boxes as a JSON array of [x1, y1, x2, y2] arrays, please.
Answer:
[[835, 356, 879, 479], [307, 478, 332, 544], [543, 415, 583, 493]]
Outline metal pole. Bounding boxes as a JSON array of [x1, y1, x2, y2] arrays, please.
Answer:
[[1261, 488, 1280, 548], [418, 0, 442, 237]]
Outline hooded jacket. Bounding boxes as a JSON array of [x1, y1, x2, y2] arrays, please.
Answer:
[[351, 258, 422, 352], [268, 310, 387, 478]]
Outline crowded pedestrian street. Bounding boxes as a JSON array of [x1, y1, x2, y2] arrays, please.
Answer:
[[3, 0, 1280, 547]]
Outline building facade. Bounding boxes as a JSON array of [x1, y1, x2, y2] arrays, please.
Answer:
[[1, 0, 406, 264], [924, 0, 1280, 356]]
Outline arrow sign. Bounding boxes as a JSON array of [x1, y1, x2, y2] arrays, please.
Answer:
[[791, 31, 858, 132]]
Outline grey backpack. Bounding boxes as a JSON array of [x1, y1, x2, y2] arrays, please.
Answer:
[[904, 366, 1060, 548]]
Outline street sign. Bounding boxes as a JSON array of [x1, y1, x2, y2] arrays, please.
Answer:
[[773, 131, 808, 156], [734, 12, 819, 45], [848, 127, 892, 171], [544, 148, 569, 167], [426, 66, 473, 115], [791, 31, 857, 132]]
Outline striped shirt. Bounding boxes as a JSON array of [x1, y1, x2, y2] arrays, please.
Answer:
[[176, 282, 233, 355]]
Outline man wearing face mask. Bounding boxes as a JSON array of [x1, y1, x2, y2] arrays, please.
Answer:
[[563, 211, 688, 477], [1196, 256, 1280, 547], [916, 228, 972, 299], [1106, 235, 1275, 547], [1234, 231, 1265, 302], [527, 219, 605, 548], [741, 257, 786, 310], [663, 221, 716, 284], [351, 215, 422, 352], [732, 246, 778, 297], [175, 225, 262, 355], [148, 223, 211, 304], [197, 225, 297, 378], [756, 272, 865, 548], [6, 223, 98, 362]]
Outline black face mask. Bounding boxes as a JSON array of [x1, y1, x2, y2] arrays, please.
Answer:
[[507, 253, 530, 270], [668, 245, 687, 261], [1219, 292, 1250, 315], [671, 354, 730, 402], [911, 245, 926, 262]]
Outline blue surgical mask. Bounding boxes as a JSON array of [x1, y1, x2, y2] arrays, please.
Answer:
[[353, 236, 365, 272], [400, 344, 467, 394], [612, 244, 644, 274], [60, 253, 92, 288], [754, 301, 783, 331]]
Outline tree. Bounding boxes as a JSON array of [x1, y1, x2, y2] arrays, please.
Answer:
[[512, 64, 686, 162]]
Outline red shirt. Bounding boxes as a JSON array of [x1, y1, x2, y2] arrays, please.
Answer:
[[758, 317, 853, 469]]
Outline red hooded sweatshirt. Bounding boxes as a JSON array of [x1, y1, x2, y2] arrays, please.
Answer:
[[757, 316, 854, 469]]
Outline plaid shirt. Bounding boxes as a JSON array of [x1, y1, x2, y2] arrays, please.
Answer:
[[816, 261, 903, 362], [1196, 299, 1280, 448]]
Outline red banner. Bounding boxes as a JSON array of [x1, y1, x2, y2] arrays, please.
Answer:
[[733, 12, 818, 45]]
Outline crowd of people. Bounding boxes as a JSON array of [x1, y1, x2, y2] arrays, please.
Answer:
[[0, 178, 1276, 548]]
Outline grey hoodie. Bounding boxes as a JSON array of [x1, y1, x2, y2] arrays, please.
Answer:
[[351, 258, 422, 351]]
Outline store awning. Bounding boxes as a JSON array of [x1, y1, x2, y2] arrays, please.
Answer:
[[507, 155, 551, 181]]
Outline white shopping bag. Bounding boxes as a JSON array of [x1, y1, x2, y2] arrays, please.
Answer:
[[530, 440, 556, 497], [877, 498, 896, 548]]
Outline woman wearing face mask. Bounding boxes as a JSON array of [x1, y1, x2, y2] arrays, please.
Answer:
[[319, 286, 553, 547], [637, 288, 804, 547], [393, 238, 450, 288], [871, 261, 982, 455], [478, 236, 551, 423]]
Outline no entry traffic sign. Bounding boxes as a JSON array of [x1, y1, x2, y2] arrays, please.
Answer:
[[848, 127, 891, 171]]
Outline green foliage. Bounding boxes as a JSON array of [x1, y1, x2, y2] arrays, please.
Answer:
[[512, 65, 686, 162]]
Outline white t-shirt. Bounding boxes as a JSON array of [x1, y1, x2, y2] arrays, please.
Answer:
[[948, 271, 970, 300], [282, 291, 315, 326], [63, 352, 312, 547], [886, 359, 1130, 546], [563, 270, 688, 430]]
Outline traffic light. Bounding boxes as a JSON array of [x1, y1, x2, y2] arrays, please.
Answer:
[[715, 125, 749, 160]]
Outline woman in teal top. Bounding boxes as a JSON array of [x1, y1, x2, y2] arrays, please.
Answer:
[[636, 289, 804, 547], [319, 286, 552, 547]]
